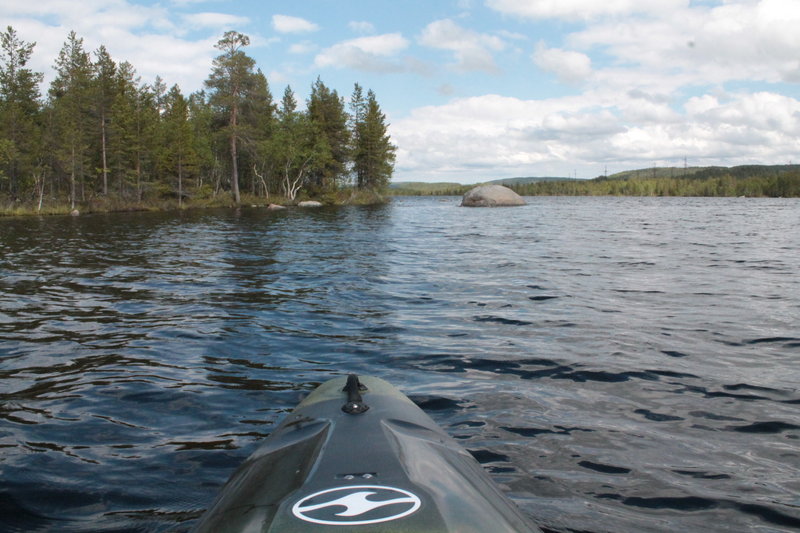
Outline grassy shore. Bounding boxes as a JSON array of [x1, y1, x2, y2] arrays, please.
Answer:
[[0, 189, 388, 218]]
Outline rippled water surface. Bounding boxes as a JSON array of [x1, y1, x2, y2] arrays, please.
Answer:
[[1, 196, 799, 532]]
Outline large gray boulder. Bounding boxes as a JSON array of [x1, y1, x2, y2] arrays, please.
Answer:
[[461, 185, 526, 207]]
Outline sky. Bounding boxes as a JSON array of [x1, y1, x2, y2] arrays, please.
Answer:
[[3, 0, 800, 183]]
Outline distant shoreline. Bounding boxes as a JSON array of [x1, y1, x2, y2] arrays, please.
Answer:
[[389, 164, 800, 198]]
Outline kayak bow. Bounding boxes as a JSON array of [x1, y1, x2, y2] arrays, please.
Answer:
[[193, 375, 540, 532]]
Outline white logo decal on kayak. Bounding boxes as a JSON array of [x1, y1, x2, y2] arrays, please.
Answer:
[[292, 485, 421, 525]]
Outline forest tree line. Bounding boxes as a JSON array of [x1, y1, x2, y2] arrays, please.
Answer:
[[0, 27, 397, 213], [509, 166, 800, 197], [389, 165, 800, 198]]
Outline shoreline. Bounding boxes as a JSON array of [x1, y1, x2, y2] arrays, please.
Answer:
[[0, 190, 389, 218]]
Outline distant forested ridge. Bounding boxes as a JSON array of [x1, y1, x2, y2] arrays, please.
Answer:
[[392, 165, 800, 198], [512, 165, 800, 197], [0, 27, 396, 214]]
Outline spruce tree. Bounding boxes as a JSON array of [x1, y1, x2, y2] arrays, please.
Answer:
[[271, 85, 330, 200], [348, 83, 366, 188], [162, 85, 196, 207], [241, 68, 274, 196], [307, 77, 349, 191], [354, 90, 395, 190], [187, 90, 215, 195], [108, 61, 139, 197], [133, 82, 161, 201]]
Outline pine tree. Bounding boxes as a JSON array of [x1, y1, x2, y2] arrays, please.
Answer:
[[205, 31, 259, 204], [49, 31, 93, 208], [1, 26, 400, 209], [0, 26, 43, 199], [92, 45, 116, 196], [145, 76, 168, 192], [132, 82, 161, 201]]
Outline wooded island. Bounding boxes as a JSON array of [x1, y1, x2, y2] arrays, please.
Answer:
[[0, 27, 397, 215]]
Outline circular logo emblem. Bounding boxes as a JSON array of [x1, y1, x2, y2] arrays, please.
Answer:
[[292, 485, 421, 526]]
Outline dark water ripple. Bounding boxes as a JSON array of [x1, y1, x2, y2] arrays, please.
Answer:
[[1, 197, 799, 532]]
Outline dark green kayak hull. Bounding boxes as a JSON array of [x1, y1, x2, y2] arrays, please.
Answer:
[[193, 375, 540, 532]]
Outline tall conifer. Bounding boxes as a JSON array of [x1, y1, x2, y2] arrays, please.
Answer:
[[92, 45, 116, 195], [50, 31, 93, 208], [205, 31, 258, 204], [0, 26, 43, 198], [354, 90, 395, 190], [162, 85, 196, 207], [307, 77, 349, 190]]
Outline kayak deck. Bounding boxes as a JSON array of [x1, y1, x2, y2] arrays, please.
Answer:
[[193, 375, 540, 532]]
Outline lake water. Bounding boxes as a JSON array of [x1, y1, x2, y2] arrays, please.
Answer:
[[1, 196, 799, 532]]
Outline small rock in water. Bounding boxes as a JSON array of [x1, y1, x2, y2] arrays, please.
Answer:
[[267, 203, 286, 210], [298, 200, 323, 207], [461, 185, 525, 207], [70, 209, 80, 216]]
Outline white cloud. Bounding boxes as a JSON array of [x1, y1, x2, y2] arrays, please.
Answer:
[[267, 69, 289, 85], [606, 91, 800, 161], [271, 14, 319, 34], [497, 30, 527, 41], [619, 90, 680, 124], [314, 33, 409, 72], [532, 44, 592, 84], [419, 19, 505, 73], [485, 0, 686, 20], [348, 20, 376, 34], [1, 0, 175, 33], [169, 0, 215, 5], [391, 89, 800, 182], [182, 12, 249, 30], [288, 41, 316, 55], [0, 0, 219, 93], [391, 94, 588, 180], [112, 33, 217, 91], [570, 0, 800, 85]]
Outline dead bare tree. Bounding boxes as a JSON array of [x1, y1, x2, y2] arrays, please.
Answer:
[[33, 167, 45, 213], [252, 163, 269, 201], [283, 156, 312, 201]]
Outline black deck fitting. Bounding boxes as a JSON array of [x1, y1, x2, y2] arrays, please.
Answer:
[[342, 374, 369, 414]]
